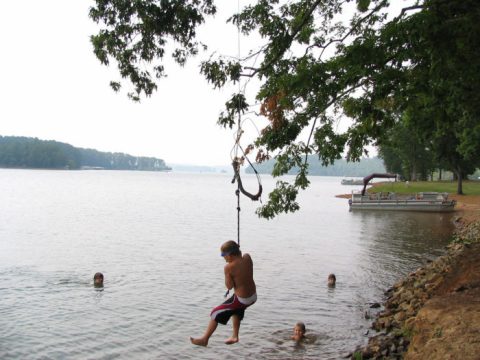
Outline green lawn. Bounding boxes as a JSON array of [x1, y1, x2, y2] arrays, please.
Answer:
[[371, 180, 480, 195]]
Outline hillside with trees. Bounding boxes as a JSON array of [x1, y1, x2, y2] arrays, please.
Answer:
[[0, 136, 171, 171], [246, 157, 385, 177]]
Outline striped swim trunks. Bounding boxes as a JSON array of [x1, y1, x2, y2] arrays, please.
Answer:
[[210, 293, 257, 325]]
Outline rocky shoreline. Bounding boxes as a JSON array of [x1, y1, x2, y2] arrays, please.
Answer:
[[347, 214, 480, 359]]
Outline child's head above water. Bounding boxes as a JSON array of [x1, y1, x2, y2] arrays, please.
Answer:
[[328, 273, 336, 287], [93, 272, 104, 287], [292, 322, 306, 341]]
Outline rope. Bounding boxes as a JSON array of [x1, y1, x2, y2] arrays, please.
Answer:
[[235, 0, 242, 247], [230, 0, 263, 247], [236, 188, 240, 246]]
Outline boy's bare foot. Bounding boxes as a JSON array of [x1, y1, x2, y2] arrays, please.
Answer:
[[225, 337, 239, 345], [190, 337, 208, 346]]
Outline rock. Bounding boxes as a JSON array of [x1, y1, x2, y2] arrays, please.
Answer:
[[399, 290, 414, 302], [413, 288, 425, 299], [405, 305, 416, 318], [404, 316, 416, 330], [425, 282, 435, 291], [381, 309, 394, 317], [394, 311, 406, 322], [413, 281, 425, 289]]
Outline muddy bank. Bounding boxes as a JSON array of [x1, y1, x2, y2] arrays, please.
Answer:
[[347, 203, 480, 359]]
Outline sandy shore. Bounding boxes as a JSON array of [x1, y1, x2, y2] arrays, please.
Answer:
[[347, 194, 480, 359]]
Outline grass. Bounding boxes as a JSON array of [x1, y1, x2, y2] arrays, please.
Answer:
[[353, 351, 363, 360], [393, 326, 417, 340], [433, 327, 443, 338], [371, 180, 480, 195]]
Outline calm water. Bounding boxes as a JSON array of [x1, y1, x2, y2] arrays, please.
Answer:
[[0, 169, 455, 359]]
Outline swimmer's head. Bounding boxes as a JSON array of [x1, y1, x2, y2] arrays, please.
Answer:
[[93, 272, 104, 287], [292, 322, 306, 341], [328, 273, 336, 287]]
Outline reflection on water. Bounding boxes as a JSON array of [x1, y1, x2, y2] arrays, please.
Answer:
[[0, 170, 454, 359]]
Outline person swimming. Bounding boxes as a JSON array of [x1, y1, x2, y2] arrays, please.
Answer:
[[328, 273, 336, 287], [291, 322, 306, 342], [93, 272, 104, 287]]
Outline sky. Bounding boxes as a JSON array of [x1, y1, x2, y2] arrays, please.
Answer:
[[0, 1, 402, 167], [0, 1, 255, 166]]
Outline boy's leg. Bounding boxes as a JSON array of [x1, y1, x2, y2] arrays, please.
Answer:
[[190, 319, 218, 346], [225, 314, 240, 344]]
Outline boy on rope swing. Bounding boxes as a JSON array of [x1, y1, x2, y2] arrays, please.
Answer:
[[190, 240, 257, 346]]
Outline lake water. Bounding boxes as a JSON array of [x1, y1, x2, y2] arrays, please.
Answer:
[[0, 169, 455, 359]]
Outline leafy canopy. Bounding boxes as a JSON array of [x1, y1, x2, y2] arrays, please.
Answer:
[[90, 0, 480, 216]]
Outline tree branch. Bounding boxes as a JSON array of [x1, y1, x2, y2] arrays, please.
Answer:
[[247, 0, 323, 77], [315, 0, 389, 60], [303, 80, 368, 165], [394, 5, 424, 22]]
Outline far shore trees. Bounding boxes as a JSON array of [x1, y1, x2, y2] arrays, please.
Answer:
[[0, 136, 171, 171], [90, 0, 480, 215]]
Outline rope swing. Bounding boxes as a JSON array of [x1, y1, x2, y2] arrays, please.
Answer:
[[231, 148, 263, 247], [229, 0, 263, 247], [230, 91, 264, 246]]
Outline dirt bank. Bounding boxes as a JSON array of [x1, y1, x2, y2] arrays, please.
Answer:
[[349, 195, 480, 359]]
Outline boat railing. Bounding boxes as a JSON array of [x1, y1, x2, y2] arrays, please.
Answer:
[[352, 191, 452, 203], [349, 190, 456, 211]]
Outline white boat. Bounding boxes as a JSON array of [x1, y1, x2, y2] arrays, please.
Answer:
[[348, 173, 456, 212]]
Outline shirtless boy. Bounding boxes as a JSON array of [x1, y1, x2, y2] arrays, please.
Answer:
[[190, 240, 257, 346]]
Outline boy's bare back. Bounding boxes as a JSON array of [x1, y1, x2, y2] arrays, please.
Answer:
[[224, 253, 256, 298]]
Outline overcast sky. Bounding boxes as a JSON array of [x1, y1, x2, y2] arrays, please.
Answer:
[[0, 1, 403, 166], [0, 1, 259, 166]]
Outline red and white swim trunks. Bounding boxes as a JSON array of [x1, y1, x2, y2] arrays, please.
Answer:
[[210, 293, 257, 325]]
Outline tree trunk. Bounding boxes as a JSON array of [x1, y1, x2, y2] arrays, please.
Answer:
[[455, 169, 463, 195], [411, 162, 417, 181], [439, 168, 442, 181]]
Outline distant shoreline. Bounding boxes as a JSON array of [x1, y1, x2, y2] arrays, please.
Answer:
[[0, 136, 171, 171], [0, 166, 171, 172]]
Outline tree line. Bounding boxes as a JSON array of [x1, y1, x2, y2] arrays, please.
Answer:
[[247, 157, 385, 177], [377, 121, 467, 183], [0, 136, 171, 171]]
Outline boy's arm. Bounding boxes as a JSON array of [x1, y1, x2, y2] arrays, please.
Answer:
[[224, 264, 234, 290]]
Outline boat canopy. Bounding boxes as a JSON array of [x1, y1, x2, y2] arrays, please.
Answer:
[[361, 173, 397, 196]]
